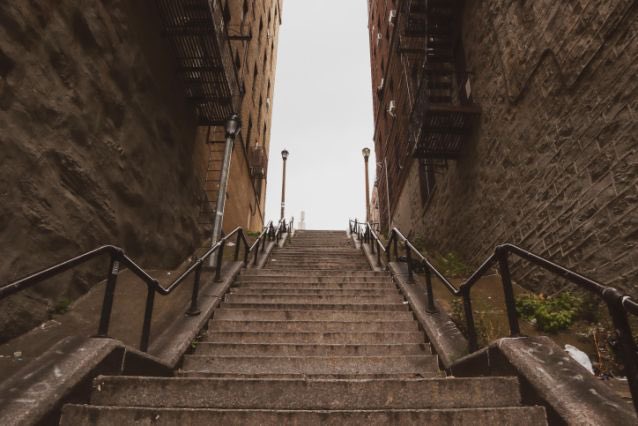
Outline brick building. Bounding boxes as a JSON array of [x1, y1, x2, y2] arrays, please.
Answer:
[[368, 0, 637, 293], [197, 0, 283, 233]]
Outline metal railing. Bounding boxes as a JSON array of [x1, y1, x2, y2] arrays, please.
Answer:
[[349, 218, 638, 413], [0, 220, 289, 353]]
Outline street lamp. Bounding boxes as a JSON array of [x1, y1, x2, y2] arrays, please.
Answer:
[[362, 147, 371, 223], [210, 114, 241, 266], [280, 149, 289, 222]]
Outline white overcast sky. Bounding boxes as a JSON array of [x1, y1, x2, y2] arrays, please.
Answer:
[[264, 1, 376, 230]]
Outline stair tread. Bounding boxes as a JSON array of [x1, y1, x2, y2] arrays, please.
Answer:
[[63, 404, 548, 426], [88, 376, 527, 410]]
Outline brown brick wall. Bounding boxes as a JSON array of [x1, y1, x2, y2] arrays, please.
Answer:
[[388, 0, 638, 293], [199, 0, 282, 233]]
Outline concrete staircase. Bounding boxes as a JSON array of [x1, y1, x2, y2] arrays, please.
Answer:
[[61, 230, 547, 424]]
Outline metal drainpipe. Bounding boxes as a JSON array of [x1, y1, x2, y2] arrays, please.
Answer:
[[210, 114, 241, 267]]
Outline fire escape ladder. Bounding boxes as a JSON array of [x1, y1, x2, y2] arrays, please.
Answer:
[[407, 0, 481, 160]]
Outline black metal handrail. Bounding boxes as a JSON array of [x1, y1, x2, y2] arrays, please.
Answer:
[[350, 218, 638, 413], [0, 225, 269, 352]]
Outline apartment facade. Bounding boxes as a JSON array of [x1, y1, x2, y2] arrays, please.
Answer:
[[368, 0, 637, 293], [197, 0, 283, 233]]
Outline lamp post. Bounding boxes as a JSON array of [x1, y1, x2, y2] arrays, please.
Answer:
[[362, 147, 371, 223], [210, 114, 241, 266], [280, 149, 289, 222]]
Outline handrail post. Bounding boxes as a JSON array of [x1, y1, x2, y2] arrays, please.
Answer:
[[253, 240, 261, 265], [603, 288, 638, 413], [425, 266, 437, 313], [354, 219, 358, 237], [186, 262, 203, 316], [376, 240, 381, 267], [393, 235, 398, 262], [262, 234, 268, 252], [496, 247, 520, 336], [371, 232, 376, 254], [234, 232, 242, 261], [214, 240, 226, 282], [386, 236, 391, 265], [405, 241, 414, 283], [97, 252, 121, 338], [243, 242, 249, 267], [140, 284, 156, 352], [462, 288, 479, 352]]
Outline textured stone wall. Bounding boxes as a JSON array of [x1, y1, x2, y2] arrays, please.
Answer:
[[0, 1, 208, 340], [393, 0, 638, 294]]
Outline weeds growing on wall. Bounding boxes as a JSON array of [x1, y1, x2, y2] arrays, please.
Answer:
[[50, 298, 72, 316]]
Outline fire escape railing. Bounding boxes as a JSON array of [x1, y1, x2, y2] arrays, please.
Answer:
[[155, 0, 242, 125], [349, 219, 638, 413], [0, 220, 293, 353]]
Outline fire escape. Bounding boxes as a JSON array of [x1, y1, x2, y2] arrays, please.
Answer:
[[404, 0, 480, 160], [155, 0, 244, 227]]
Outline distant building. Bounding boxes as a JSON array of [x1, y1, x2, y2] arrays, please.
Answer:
[[367, 0, 637, 293], [298, 211, 306, 230]]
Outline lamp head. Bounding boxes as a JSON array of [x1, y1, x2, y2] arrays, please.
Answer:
[[225, 114, 241, 138], [281, 149, 289, 160], [362, 147, 371, 160]]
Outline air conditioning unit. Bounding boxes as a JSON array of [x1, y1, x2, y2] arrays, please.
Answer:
[[387, 100, 396, 117], [377, 78, 385, 91], [249, 145, 267, 179], [388, 10, 397, 25], [376, 32, 382, 46]]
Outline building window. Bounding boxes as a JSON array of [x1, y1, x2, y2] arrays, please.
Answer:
[[246, 116, 253, 145]]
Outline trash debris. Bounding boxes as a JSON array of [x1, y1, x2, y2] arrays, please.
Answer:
[[40, 320, 61, 330], [13, 351, 22, 358], [565, 344, 594, 374]]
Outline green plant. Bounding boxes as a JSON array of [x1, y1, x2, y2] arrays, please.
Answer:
[[435, 252, 471, 277], [50, 298, 72, 315], [516, 292, 585, 333], [246, 231, 261, 237], [449, 298, 493, 347]]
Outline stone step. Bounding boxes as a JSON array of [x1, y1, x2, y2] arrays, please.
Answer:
[[201, 331, 424, 344], [190, 342, 430, 356], [224, 294, 403, 304], [264, 266, 373, 271], [265, 264, 372, 270], [175, 372, 436, 380], [181, 355, 439, 376], [267, 261, 368, 265], [235, 282, 393, 289], [207, 320, 419, 332], [62, 406, 548, 425], [88, 376, 526, 410], [229, 288, 399, 296], [220, 302, 409, 311], [274, 253, 360, 257], [236, 276, 392, 284], [241, 270, 385, 277], [212, 308, 415, 322], [275, 247, 357, 251]]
